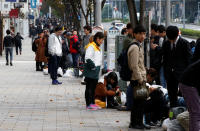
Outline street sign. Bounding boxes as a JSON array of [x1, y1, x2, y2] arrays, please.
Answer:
[[9, 9, 19, 18], [31, 0, 37, 8]]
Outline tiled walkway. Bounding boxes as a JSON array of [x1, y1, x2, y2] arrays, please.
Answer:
[[0, 37, 161, 131]]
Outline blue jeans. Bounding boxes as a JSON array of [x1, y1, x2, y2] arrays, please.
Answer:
[[72, 53, 80, 77], [160, 66, 167, 88], [5, 47, 13, 63], [126, 84, 133, 110]]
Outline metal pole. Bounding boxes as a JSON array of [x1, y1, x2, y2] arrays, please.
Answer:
[[158, 0, 161, 25], [81, 0, 86, 35], [165, 0, 171, 27], [183, 0, 185, 28], [95, 0, 102, 26]]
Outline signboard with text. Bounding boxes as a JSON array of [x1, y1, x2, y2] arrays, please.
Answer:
[[31, 0, 36, 8]]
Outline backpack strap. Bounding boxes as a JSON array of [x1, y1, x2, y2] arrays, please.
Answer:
[[126, 42, 140, 53]]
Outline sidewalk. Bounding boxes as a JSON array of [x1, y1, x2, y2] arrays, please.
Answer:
[[0, 37, 161, 131]]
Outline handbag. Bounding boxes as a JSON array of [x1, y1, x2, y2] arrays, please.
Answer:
[[133, 83, 149, 100]]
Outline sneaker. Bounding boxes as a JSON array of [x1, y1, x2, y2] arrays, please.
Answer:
[[90, 104, 101, 110], [86, 105, 98, 111], [56, 80, 62, 84], [52, 80, 58, 85]]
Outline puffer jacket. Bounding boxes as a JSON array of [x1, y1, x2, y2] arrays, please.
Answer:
[[83, 41, 102, 79]]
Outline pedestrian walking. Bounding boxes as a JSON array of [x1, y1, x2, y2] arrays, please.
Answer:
[[162, 26, 192, 108], [83, 32, 104, 110], [3, 30, 15, 66], [48, 26, 63, 85], [179, 59, 200, 131], [14, 32, 24, 55], [128, 25, 150, 130]]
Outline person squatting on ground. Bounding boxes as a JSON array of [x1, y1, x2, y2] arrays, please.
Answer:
[[83, 32, 104, 110], [14, 32, 24, 55], [128, 25, 151, 130], [3, 30, 15, 66], [95, 72, 120, 108], [48, 26, 63, 85]]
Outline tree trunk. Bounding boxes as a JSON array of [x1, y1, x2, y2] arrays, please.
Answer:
[[101, 0, 106, 9], [139, 0, 145, 26], [126, 0, 138, 28]]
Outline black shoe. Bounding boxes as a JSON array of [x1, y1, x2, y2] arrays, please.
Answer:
[[143, 124, 151, 129], [129, 124, 144, 129], [129, 123, 151, 130], [6, 62, 9, 66], [81, 81, 86, 85], [117, 106, 130, 111], [10, 63, 13, 66]]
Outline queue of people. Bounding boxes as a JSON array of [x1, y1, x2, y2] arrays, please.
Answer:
[[29, 20, 200, 131]]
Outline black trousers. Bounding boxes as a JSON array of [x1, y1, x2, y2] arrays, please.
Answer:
[[36, 61, 42, 71], [166, 72, 179, 108], [49, 55, 60, 81], [16, 44, 22, 54], [85, 77, 98, 107], [130, 81, 145, 125]]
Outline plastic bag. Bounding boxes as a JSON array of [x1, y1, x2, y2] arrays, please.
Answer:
[[162, 118, 185, 131], [63, 68, 75, 78], [121, 91, 126, 106], [177, 111, 189, 131], [43, 68, 48, 75], [57, 67, 63, 76]]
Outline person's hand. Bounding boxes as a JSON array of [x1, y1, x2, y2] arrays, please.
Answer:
[[138, 79, 143, 85], [151, 43, 158, 50]]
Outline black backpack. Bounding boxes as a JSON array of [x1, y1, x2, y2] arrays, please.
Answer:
[[117, 42, 140, 81], [32, 37, 39, 52]]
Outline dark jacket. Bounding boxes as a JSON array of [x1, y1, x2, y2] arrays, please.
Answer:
[[193, 38, 200, 62], [14, 35, 23, 46], [3, 35, 14, 48], [162, 37, 192, 81], [180, 59, 200, 94]]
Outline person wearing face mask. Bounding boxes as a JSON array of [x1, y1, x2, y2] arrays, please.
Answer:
[[95, 72, 120, 108]]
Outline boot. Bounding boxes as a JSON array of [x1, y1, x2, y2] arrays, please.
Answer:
[[36, 62, 40, 71]]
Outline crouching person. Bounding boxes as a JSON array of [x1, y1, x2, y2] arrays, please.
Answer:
[[95, 72, 120, 108], [83, 32, 104, 110]]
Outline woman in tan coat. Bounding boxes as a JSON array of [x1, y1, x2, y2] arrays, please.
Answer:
[[35, 31, 48, 71]]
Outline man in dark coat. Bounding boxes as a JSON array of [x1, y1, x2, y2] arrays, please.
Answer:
[[3, 30, 15, 66], [162, 26, 192, 108], [14, 32, 24, 55]]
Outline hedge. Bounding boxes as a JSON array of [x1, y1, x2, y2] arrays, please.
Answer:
[[180, 28, 200, 38]]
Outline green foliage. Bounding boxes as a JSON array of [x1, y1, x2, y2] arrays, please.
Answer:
[[180, 28, 200, 38], [102, 18, 129, 24]]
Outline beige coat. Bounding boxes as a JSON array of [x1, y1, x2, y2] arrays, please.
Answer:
[[128, 44, 146, 83]]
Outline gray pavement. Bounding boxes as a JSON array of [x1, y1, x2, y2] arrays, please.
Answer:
[[0, 37, 162, 131]]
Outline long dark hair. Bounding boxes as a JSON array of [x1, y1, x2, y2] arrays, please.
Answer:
[[105, 72, 118, 88], [93, 32, 104, 46]]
